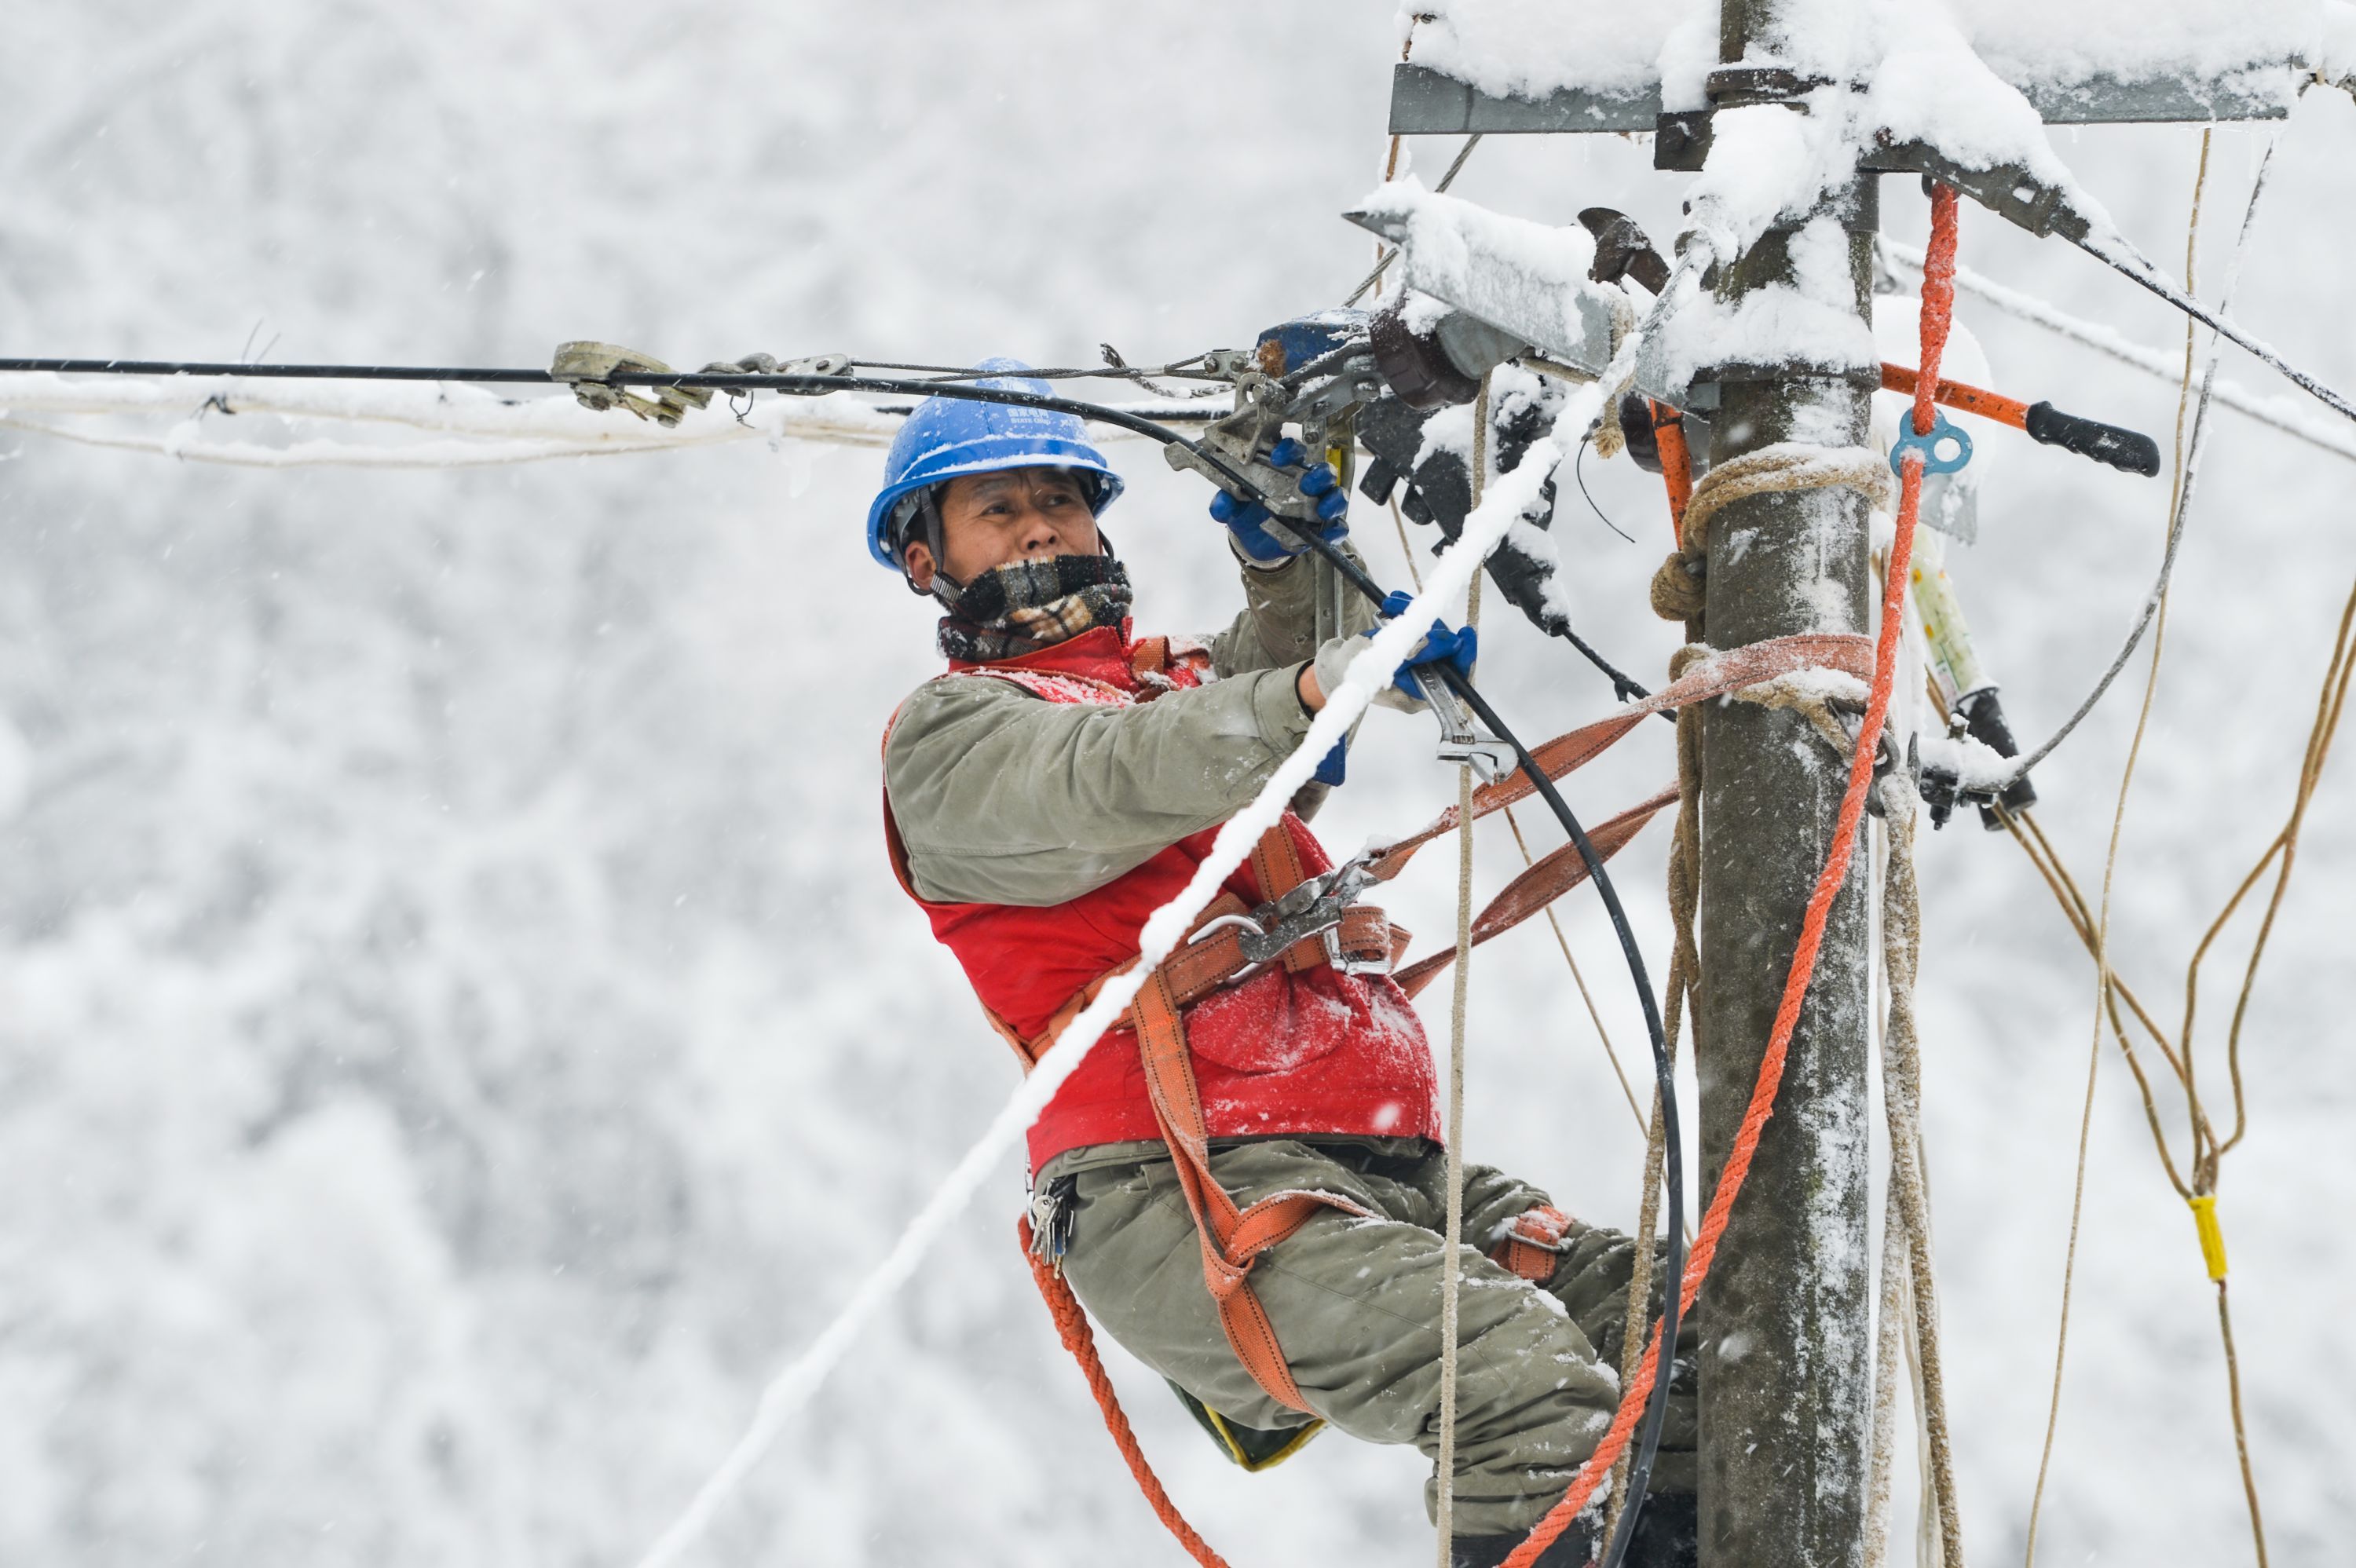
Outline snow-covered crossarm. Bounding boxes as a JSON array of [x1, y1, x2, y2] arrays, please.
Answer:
[[1345, 181, 1622, 379], [1389, 0, 2343, 132], [628, 283, 1680, 1568]]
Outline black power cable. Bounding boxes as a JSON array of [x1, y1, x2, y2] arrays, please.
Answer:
[[2, 353, 1688, 1560], [0, 355, 1207, 386]]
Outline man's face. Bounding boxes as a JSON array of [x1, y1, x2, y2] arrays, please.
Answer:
[[903, 466, 1100, 591]]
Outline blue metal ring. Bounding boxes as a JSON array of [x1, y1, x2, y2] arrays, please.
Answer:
[[1890, 410, 1972, 476]]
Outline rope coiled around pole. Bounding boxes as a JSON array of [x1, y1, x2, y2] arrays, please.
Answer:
[[1502, 182, 1964, 1568]]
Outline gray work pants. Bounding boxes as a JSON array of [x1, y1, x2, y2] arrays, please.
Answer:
[[1048, 1138, 1697, 1537]]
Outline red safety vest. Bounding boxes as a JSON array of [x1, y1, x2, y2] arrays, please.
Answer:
[[883, 623, 1440, 1175]]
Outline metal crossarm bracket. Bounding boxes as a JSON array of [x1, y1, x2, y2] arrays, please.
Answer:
[[1388, 60, 2298, 139], [1859, 141, 2090, 240]]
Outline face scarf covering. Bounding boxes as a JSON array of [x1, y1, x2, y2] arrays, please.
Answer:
[[935, 554, 1133, 663]]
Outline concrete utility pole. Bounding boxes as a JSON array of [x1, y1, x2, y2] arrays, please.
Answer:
[[1381, 9, 2307, 1568], [1692, 4, 1877, 1564]]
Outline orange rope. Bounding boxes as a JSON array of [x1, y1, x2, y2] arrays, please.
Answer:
[[1022, 185, 1963, 1568], [1020, 1219, 1231, 1567], [1504, 184, 1962, 1568]]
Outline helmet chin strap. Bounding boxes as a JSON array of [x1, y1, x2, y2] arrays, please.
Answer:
[[898, 487, 950, 598]]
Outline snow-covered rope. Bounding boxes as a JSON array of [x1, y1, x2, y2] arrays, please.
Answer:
[[1879, 239, 2356, 466], [627, 279, 1681, 1568]]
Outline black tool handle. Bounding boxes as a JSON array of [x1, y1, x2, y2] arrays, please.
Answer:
[[2023, 400, 2161, 477], [1955, 687, 2038, 830]]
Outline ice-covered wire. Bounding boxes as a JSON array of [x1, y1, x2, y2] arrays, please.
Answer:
[[1877, 237, 2356, 467], [857, 356, 1225, 385], [2073, 214, 2356, 426], [0, 368, 1227, 469], [2000, 133, 2280, 788]]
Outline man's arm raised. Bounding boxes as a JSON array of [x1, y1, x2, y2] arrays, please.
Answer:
[[885, 661, 1325, 907]]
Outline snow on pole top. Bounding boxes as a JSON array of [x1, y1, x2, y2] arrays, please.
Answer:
[[1397, 0, 2334, 115]]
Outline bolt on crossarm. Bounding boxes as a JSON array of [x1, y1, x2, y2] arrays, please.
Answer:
[[1691, 3, 1879, 1565]]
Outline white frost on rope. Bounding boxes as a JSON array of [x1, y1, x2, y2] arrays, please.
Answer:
[[628, 293, 1665, 1568], [1745, 665, 1874, 710], [1880, 238, 2356, 466]]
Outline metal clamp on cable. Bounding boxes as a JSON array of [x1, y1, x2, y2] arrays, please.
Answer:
[[550, 341, 714, 426]]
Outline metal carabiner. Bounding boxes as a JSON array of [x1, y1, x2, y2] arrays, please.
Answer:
[[1188, 910, 1275, 983]]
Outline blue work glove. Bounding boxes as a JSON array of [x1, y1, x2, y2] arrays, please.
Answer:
[[1312, 736, 1349, 786], [1368, 588, 1479, 700], [1209, 437, 1349, 565]]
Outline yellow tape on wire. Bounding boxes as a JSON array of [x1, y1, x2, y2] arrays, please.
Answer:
[[2189, 1194, 2229, 1281]]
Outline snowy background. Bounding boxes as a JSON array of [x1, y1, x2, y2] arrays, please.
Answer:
[[3, 3, 2352, 1565]]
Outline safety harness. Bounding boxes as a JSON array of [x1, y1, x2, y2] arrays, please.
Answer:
[[886, 632, 1603, 1421], [892, 627, 1877, 1428]]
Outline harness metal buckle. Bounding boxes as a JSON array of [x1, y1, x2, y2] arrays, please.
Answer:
[[1186, 856, 1387, 988], [1235, 857, 1386, 974], [1320, 921, 1392, 978], [1187, 910, 1275, 984]]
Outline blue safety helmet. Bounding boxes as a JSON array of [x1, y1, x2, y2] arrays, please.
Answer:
[[865, 357, 1125, 572]]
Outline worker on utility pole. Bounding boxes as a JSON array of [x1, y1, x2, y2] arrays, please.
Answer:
[[874, 360, 1697, 1568]]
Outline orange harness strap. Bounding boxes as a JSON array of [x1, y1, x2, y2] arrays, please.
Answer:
[[1491, 1204, 1576, 1283], [992, 821, 1381, 1413], [1130, 959, 1375, 1410]]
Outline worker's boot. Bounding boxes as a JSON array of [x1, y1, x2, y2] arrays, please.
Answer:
[[1448, 1522, 1590, 1568]]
